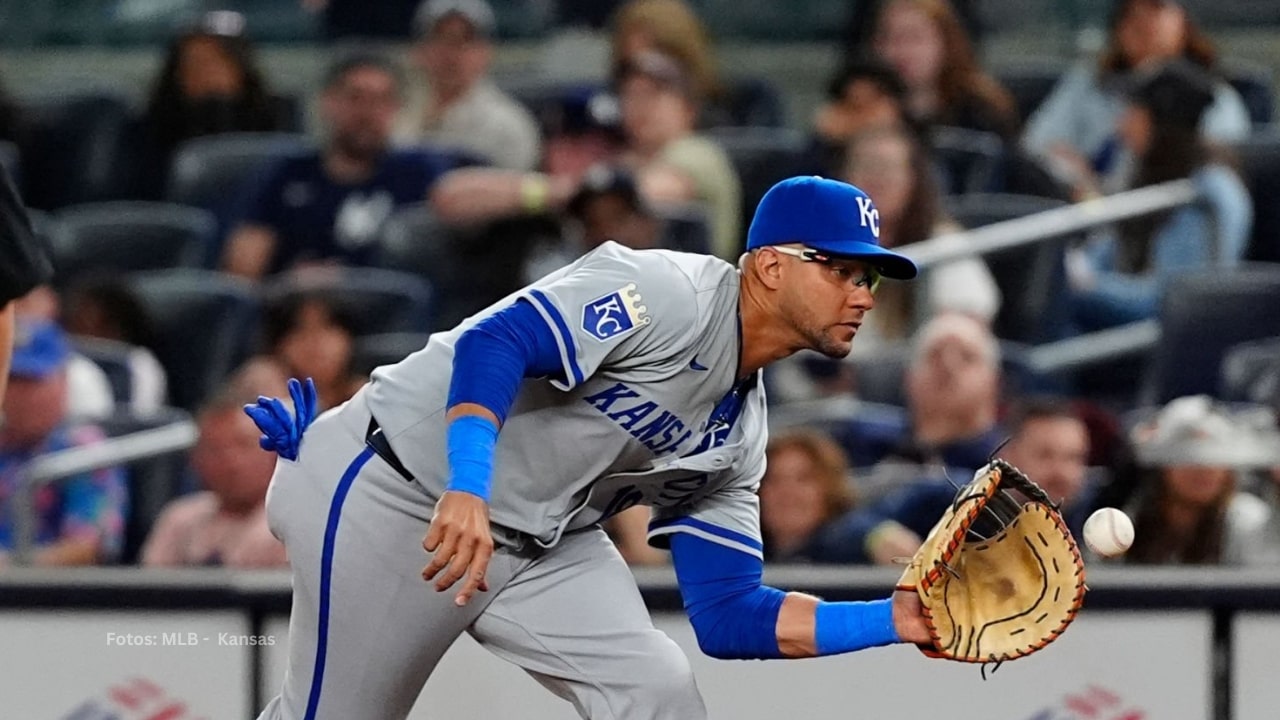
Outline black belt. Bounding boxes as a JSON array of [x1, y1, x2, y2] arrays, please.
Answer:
[[366, 416, 415, 482]]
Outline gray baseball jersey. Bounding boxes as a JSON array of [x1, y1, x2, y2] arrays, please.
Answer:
[[259, 242, 767, 720], [365, 240, 768, 557]]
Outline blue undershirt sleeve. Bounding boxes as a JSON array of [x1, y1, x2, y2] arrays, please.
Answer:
[[442, 299, 565, 500], [669, 532, 900, 660]]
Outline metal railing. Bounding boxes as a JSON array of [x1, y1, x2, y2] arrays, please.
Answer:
[[9, 416, 198, 565], [896, 178, 1205, 374]]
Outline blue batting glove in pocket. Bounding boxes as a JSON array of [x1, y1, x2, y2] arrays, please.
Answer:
[[243, 377, 318, 461]]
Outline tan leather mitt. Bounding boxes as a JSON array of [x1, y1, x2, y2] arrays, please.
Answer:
[[896, 459, 1087, 670]]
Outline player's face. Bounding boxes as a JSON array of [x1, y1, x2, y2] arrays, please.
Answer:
[[1004, 417, 1090, 506], [193, 408, 278, 513], [775, 249, 877, 359], [322, 66, 401, 159]]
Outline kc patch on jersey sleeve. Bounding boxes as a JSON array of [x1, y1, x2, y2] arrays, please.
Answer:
[[582, 283, 651, 342]]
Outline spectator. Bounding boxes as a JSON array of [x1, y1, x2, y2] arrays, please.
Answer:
[[759, 429, 857, 562], [522, 163, 668, 282], [0, 320, 126, 566], [1023, 0, 1250, 199], [870, 0, 1019, 139], [223, 50, 463, 280], [814, 396, 1098, 564], [893, 312, 1005, 468], [431, 49, 742, 260], [1066, 60, 1252, 331], [232, 290, 366, 412], [842, 124, 1000, 344], [609, 0, 722, 123], [132, 11, 295, 200], [1124, 395, 1278, 565], [141, 386, 286, 568], [614, 50, 741, 259], [399, 0, 541, 170], [803, 56, 911, 177], [12, 286, 114, 420], [61, 275, 169, 416]]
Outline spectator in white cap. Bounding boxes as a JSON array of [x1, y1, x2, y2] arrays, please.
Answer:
[[399, 0, 542, 170], [1123, 395, 1280, 565]]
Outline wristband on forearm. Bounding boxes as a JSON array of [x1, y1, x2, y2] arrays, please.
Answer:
[[445, 415, 499, 501], [814, 598, 900, 655]]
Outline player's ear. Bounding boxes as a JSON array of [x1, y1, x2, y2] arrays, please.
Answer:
[[747, 249, 785, 290]]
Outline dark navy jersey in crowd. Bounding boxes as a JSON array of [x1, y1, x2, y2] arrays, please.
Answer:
[[241, 148, 460, 274]]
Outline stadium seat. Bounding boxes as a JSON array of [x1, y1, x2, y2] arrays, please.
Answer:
[[19, 90, 133, 210], [352, 332, 433, 376], [1231, 125, 1280, 263], [943, 193, 1072, 344], [1219, 336, 1280, 406], [377, 207, 550, 330], [703, 126, 808, 253], [0, 139, 22, 189], [708, 76, 787, 129], [71, 336, 140, 407], [655, 203, 713, 255], [1222, 58, 1275, 126], [91, 406, 195, 565], [993, 61, 1063, 125], [49, 202, 216, 285], [1143, 264, 1280, 405], [930, 126, 1005, 195], [165, 131, 310, 212], [125, 269, 259, 412], [260, 266, 435, 337]]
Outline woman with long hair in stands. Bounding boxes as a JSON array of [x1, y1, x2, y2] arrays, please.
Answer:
[[759, 429, 858, 562], [133, 11, 294, 199], [1024, 0, 1250, 199], [842, 123, 1000, 344], [870, 0, 1019, 139], [1123, 396, 1278, 565], [1066, 60, 1252, 331]]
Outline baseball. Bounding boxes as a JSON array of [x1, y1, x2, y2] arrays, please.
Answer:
[[1083, 508, 1135, 557]]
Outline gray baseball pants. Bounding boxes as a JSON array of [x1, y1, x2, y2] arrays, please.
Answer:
[[256, 391, 706, 720]]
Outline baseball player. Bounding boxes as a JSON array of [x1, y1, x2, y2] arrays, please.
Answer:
[[248, 176, 929, 720]]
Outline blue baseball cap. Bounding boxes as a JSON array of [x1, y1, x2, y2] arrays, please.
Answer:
[[9, 319, 69, 379], [746, 176, 918, 279]]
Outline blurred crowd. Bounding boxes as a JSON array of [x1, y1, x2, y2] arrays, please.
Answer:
[[1, 0, 1278, 571]]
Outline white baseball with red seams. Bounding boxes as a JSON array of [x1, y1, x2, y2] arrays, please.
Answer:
[[1083, 508, 1135, 557]]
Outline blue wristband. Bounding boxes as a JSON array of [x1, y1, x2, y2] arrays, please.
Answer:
[[814, 598, 900, 656], [446, 415, 499, 501]]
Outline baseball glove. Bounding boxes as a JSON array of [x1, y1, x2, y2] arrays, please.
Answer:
[[896, 459, 1087, 672]]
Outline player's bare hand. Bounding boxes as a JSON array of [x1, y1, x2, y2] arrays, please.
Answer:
[[422, 491, 493, 606], [891, 589, 931, 646]]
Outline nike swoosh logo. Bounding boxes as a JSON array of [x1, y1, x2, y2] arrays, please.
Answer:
[[690, 358, 709, 371]]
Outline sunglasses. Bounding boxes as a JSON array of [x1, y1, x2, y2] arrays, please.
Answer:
[[769, 245, 883, 294]]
